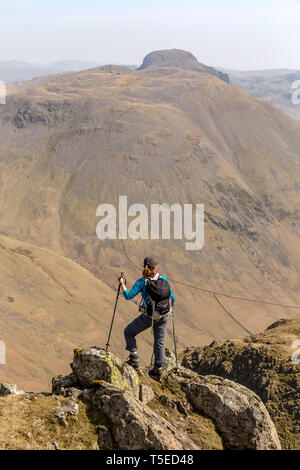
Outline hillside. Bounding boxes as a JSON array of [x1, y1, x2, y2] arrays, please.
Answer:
[[0, 60, 103, 83], [0, 51, 300, 348], [0, 234, 155, 391], [181, 317, 300, 449]]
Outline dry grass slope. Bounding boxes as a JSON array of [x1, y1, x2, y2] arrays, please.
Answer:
[[0, 64, 300, 388], [0, 234, 157, 391]]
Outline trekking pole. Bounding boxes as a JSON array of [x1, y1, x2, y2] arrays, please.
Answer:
[[171, 303, 179, 371], [105, 272, 125, 353]]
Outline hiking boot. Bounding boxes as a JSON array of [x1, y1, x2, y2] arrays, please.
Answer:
[[126, 356, 140, 370], [149, 364, 163, 380]]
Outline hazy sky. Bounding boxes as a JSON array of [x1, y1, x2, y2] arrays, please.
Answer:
[[0, 0, 299, 70]]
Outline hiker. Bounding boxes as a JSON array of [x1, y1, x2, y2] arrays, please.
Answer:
[[119, 256, 175, 379]]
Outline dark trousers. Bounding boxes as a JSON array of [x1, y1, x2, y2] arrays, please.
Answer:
[[124, 313, 168, 367]]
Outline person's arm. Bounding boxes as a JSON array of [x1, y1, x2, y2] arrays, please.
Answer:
[[170, 287, 176, 304], [120, 278, 143, 300]]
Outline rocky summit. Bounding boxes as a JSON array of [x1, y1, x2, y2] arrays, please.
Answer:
[[0, 345, 281, 450], [137, 48, 229, 83]]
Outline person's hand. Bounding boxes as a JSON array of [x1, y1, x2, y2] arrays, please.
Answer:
[[118, 274, 126, 288]]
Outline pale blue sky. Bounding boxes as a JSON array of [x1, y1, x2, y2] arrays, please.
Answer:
[[0, 0, 299, 69]]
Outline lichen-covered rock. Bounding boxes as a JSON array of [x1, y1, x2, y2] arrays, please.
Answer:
[[71, 347, 140, 397], [182, 375, 281, 450]]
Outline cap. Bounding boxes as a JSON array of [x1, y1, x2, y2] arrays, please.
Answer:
[[144, 256, 158, 269]]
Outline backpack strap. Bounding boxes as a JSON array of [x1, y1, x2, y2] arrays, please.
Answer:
[[144, 276, 155, 316]]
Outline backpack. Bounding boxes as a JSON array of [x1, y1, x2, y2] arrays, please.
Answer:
[[145, 275, 171, 317]]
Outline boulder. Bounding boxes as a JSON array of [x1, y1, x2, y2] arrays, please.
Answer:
[[99, 390, 199, 450], [71, 347, 140, 397], [0, 382, 24, 397], [182, 375, 281, 450]]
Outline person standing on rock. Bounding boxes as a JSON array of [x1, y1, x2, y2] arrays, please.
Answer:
[[119, 256, 175, 380]]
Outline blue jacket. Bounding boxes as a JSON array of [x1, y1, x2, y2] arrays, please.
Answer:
[[123, 275, 175, 307]]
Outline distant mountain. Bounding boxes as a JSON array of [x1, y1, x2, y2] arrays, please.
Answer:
[[0, 60, 33, 69], [225, 68, 300, 119], [0, 66, 57, 83], [48, 59, 102, 72], [0, 59, 136, 83], [138, 49, 229, 83], [221, 68, 298, 79]]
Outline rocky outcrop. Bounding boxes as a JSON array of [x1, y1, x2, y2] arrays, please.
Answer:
[[182, 376, 281, 450], [0, 382, 24, 397], [138, 49, 229, 83], [181, 317, 300, 449], [50, 347, 280, 450]]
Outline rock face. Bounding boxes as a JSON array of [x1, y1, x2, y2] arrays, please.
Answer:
[[181, 317, 300, 449], [50, 347, 280, 450], [183, 376, 281, 450], [98, 389, 198, 450], [138, 49, 229, 83]]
